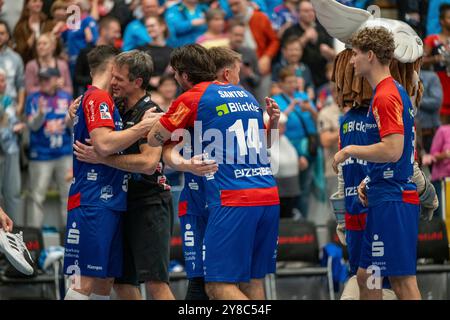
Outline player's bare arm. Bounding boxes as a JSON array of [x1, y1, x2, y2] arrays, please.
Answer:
[[147, 121, 172, 147], [89, 114, 161, 157], [74, 139, 162, 175], [333, 133, 404, 173]]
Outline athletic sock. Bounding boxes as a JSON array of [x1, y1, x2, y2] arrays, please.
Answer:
[[64, 288, 89, 300], [185, 277, 209, 300]]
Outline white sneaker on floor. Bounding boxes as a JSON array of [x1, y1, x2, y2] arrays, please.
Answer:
[[0, 229, 34, 275]]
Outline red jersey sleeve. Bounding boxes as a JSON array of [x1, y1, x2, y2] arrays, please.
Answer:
[[372, 92, 404, 138], [159, 91, 199, 133], [83, 90, 115, 133]]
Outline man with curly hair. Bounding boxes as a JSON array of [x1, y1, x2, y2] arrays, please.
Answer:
[[333, 27, 421, 300]]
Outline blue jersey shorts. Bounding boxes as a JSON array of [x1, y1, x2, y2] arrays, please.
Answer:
[[346, 229, 365, 276], [359, 201, 419, 277], [180, 214, 208, 279], [63, 206, 123, 278], [203, 205, 279, 283]]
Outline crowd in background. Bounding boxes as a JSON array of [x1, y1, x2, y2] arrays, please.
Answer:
[[0, 0, 449, 231]]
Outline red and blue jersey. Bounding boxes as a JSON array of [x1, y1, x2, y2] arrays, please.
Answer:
[[339, 107, 369, 230], [365, 77, 418, 207], [25, 90, 73, 160], [68, 86, 128, 212], [159, 81, 279, 208]]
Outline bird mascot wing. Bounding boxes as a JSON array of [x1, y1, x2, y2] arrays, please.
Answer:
[[311, 0, 423, 62]]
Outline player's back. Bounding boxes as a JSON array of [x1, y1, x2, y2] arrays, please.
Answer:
[[68, 86, 128, 212], [194, 82, 279, 208]]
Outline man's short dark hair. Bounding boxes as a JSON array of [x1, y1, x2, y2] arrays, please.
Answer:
[[114, 50, 154, 89], [0, 20, 11, 37], [87, 45, 120, 75], [440, 3, 450, 21], [170, 44, 216, 85]]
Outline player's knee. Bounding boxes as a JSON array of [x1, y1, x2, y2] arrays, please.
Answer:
[[205, 282, 227, 300], [146, 280, 169, 293], [94, 278, 114, 295], [205, 282, 217, 300], [75, 276, 97, 296], [389, 276, 417, 294]]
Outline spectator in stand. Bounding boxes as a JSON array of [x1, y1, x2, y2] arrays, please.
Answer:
[[151, 73, 178, 112], [397, 0, 424, 37], [282, 0, 335, 89], [196, 8, 229, 49], [105, 0, 136, 32], [424, 3, 450, 124], [165, 0, 208, 47], [271, 0, 300, 38], [25, 33, 73, 95], [0, 20, 26, 116], [271, 35, 314, 100], [47, 0, 70, 58], [317, 86, 340, 200], [138, 16, 173, 90], [228, 19, 260, 97], [429, 116, 450, 218], [263, 0, 283, 15], [122, 0, 161, 52], [217, 0, 271, 18], [48, 0, 69, 38], [0, 68, 25, 222], [272, 66, 318, 219], [13, 0, 53, 65], [66, 0, 99, 76], [417, 69, 443, 154], [427, 0, 450, 36], [74, 16, 121, 96], [316, 62, 334, 110], [228, 0, 280, 104], [25, 68, 72, 229]]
